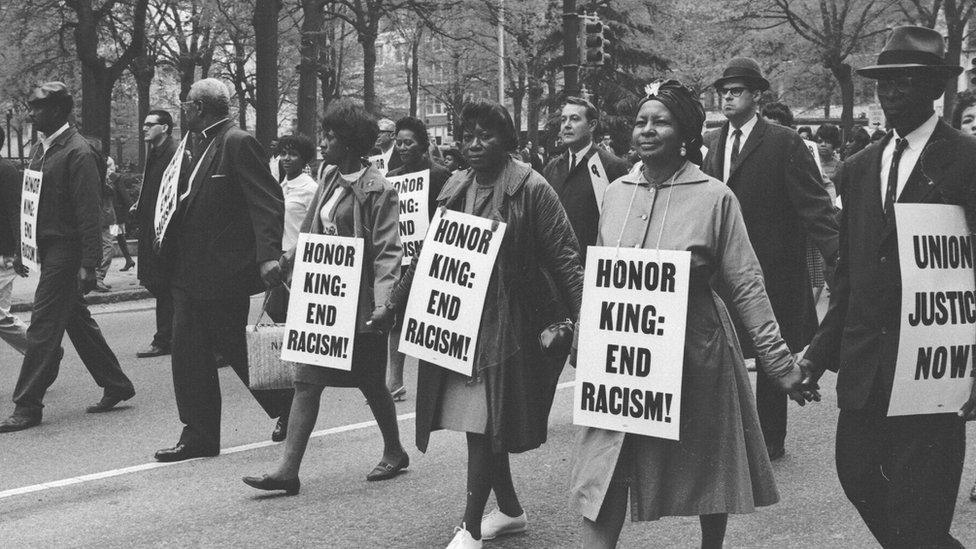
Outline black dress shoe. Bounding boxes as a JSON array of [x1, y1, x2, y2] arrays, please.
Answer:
[[136, 345, 170, 358], [86, 391, 135, 413], [154, 443, 219, 462], [271, 416, 288, 442], [767, 445, 786, 461], [242, 475, 300, 495], [0, 413, 41, 433], [366, 453, 410, 481]]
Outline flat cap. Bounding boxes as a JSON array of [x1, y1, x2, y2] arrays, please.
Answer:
[[378, 118, 396, 132], [28, 82, 73, 107]]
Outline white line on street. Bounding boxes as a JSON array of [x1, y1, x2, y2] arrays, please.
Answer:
[[0, 380, 575, 501]]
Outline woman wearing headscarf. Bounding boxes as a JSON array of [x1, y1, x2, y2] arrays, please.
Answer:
[[242, 99, 409, 495], [570, 81, 816, 548], [382, 99, 583, 548]]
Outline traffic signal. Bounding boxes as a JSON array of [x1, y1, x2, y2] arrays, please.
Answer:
[[579, 14, 610, 67]]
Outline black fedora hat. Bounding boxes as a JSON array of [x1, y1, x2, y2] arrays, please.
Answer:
[[856, 26, 962, 79], [712, 57, 770, 92]]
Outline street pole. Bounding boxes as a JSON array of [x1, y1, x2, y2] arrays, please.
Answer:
[[562, 0, 579, 97], [498, 0, 505, 105]]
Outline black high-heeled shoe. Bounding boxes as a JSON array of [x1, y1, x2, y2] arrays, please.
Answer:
[[242, 475, 301, 495]]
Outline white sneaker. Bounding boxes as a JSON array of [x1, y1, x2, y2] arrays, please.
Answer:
[[446, 523, 482, 549], [480, 508, 528, 540]]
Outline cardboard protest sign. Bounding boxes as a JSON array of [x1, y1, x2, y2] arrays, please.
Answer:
[[387, 169, 430, 265], [368, 147, 393, 176], [573, 246, 691, 440], [154, 136, 187, 246], [280, 233, 364, 370], [889, 204, 976, 416], [398, 209, 506, 376], [803, 139, 823, 176], [19, 170, 42, 272]]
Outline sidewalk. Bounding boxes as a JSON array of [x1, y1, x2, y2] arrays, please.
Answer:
[[10, 257, 151, 313]]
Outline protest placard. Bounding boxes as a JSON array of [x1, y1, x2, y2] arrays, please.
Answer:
[[280, 233, 364, 370], [154, 136, 187, 246], [803, 139, 823, 175], [368, 147, 393, 176], [573, 246, 691, 440], [19, 169, 42, 272], [889, 204, 976, 416], [398, 209, 506, 376], [386, 169, 430, 265]]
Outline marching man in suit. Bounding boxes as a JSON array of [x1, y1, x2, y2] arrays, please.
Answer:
[[543, 97, 631, 258], [154, 78, 293, 462], [801, 26, 976, 547], [702, 58, 839, 460]]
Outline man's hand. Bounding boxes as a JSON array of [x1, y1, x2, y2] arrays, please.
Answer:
[[774, 362, 821, 406], [78, 266, 96, 294], [365, 306, 395, 332], [128, 204, 138, 218], [959, 380, 976, 421], [259, 259, 282, 288], [12, 256, 28, 277], [797, 356, 825, 392]]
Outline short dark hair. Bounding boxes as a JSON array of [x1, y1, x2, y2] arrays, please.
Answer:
[[952, 90, 976, 130], [278, 134, 316, 164], [564, 96, 599, 122], [459, 99, 518, 152], [797, 125, 813, 136], [815, 124, 842, 149], [442, 147, 467, 169], [761, 102, 794, 128], [0, 126, 5, 149], [395, 116, 430, 150], [147, 109, 173, 134], [321, 99, 378, 159]]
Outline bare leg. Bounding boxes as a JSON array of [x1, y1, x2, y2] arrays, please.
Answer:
[[360, 376, 406, 462], [581, 481, 628, 549], [462, 432, 493, 540], [700, 513, 728, 549], [490, 452, 524, 517], [271, 381, 324, 479]]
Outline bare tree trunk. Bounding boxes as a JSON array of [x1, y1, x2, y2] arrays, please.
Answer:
[[297, 0, 325, 138], [830, 62, 855, 142], [526, 75, 543, 149], [253, 0, 281, 146], [360, 27, 379, 112], [408, 30, 422, 117], [131, 55, 155, 168]]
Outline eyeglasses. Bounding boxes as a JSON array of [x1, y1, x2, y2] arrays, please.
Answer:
[[142, 121, 160, 128], [876, 77, 921, 94], [718, 86, 748, 98]]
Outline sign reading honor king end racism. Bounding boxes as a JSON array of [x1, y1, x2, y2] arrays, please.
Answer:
[[573, 247, 691, 440], [280, 233, 364, 370], [386, 169, 430, 265], [20, 169, 42, 273], [398, 209, 506, 376], [890, 204, 976, 416]]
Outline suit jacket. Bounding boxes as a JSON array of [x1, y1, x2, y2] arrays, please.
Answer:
[[804, 120, 976, 410], [135, 135, 179, 285], [0, 159, 21, 257], [165, 120, 283, 299], [542, 146, 631, 257], [29, 127, 104, 268], [703, 117, 839, 355]]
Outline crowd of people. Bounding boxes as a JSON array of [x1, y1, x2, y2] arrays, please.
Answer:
[[0, 24, 974, 548]]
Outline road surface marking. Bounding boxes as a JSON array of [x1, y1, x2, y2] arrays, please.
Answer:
[[0, 381, 575, 500]]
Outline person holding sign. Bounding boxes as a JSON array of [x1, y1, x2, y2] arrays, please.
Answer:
[[570, 80, 817, 549], [385, 99, 584, 548], [243, 99, 409, 494], [383, 116, 451, 400], [0, 82, 136, 433], [799, 27, 976, 547]]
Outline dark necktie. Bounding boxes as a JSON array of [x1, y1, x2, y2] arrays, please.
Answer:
[[730, 129, 742, 166], [570, 152, 577, 171], [884, 138, 909, 217]]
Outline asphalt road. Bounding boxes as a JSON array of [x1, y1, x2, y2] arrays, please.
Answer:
[[0, 298, 974, 548]]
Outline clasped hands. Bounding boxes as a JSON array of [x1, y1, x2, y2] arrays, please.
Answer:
[[775, 357, 823, 406]]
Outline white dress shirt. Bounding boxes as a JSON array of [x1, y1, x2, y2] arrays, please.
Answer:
[[723, 114, 758, 182], [38, 123, 70, 154], [879, 112, 938, 206], [568, 142, 593, 170]]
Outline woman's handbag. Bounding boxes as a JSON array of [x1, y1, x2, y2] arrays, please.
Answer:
[[247, 288, 295, 390]]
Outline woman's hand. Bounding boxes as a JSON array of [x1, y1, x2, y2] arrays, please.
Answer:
[[774, 362, 821, 406], [366, 305, 395, 332]]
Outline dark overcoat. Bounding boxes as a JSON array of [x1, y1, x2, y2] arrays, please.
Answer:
[[135, 135, 179, 286]]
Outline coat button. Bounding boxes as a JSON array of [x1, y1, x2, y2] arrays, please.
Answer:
[[641, 214, 648, 220], [881, 327, 888, 335], [880, 256, 887, 263]]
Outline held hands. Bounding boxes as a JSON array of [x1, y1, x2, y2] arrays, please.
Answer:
[[774, 358, 822, 406], [259, 259, 282, 288], [365, 305, 395, 332], [78, 266, 96, 294]]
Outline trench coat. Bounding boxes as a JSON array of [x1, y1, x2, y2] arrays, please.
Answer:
[[570, 161, 794, 521], [412, 158, 584, 454]]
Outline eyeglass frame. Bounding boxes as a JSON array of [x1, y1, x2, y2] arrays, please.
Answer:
[[717, 86, 751, 98]]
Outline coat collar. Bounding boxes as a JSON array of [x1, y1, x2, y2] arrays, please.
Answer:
[[436, 157, 534, 203], [618, 160, 711, 187]]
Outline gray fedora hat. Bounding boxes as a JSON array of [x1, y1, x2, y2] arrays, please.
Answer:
[[712, 57, 770, 92], [856, 26, 962, 80]]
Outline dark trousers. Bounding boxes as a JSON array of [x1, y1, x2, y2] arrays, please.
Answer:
[[835, 389, 965, 548], [145, 281, 173, 349], [13, 239, 133, 413], [170, 287, 293, 449], [756, 369, 787, 450], [264, 284, 289, 324]]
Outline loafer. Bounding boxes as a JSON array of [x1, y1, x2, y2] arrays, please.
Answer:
[[136, 345, 170, 358], [120, 260, 135, 272], [154, 443, 219, 462], [481, 508, 527, 540], [0, 413, 41, 433], [271, 415, 288, 442], [366, 453, 409, 481], [242, 474, 300, 495], [86, 390, 135, 413], [767, 444, 785, 461], [390, 386, 407, 402], [93, 281, 112, 293], [446, 524, 482, 549]]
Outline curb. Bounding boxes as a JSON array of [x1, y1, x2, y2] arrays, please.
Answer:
[[11, 288, 153, 314]]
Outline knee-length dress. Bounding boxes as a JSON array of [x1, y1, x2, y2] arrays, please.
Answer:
[[570, 161, 795, 522]]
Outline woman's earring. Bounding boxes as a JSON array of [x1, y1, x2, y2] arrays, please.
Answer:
[[680, 143, 687, 157]]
